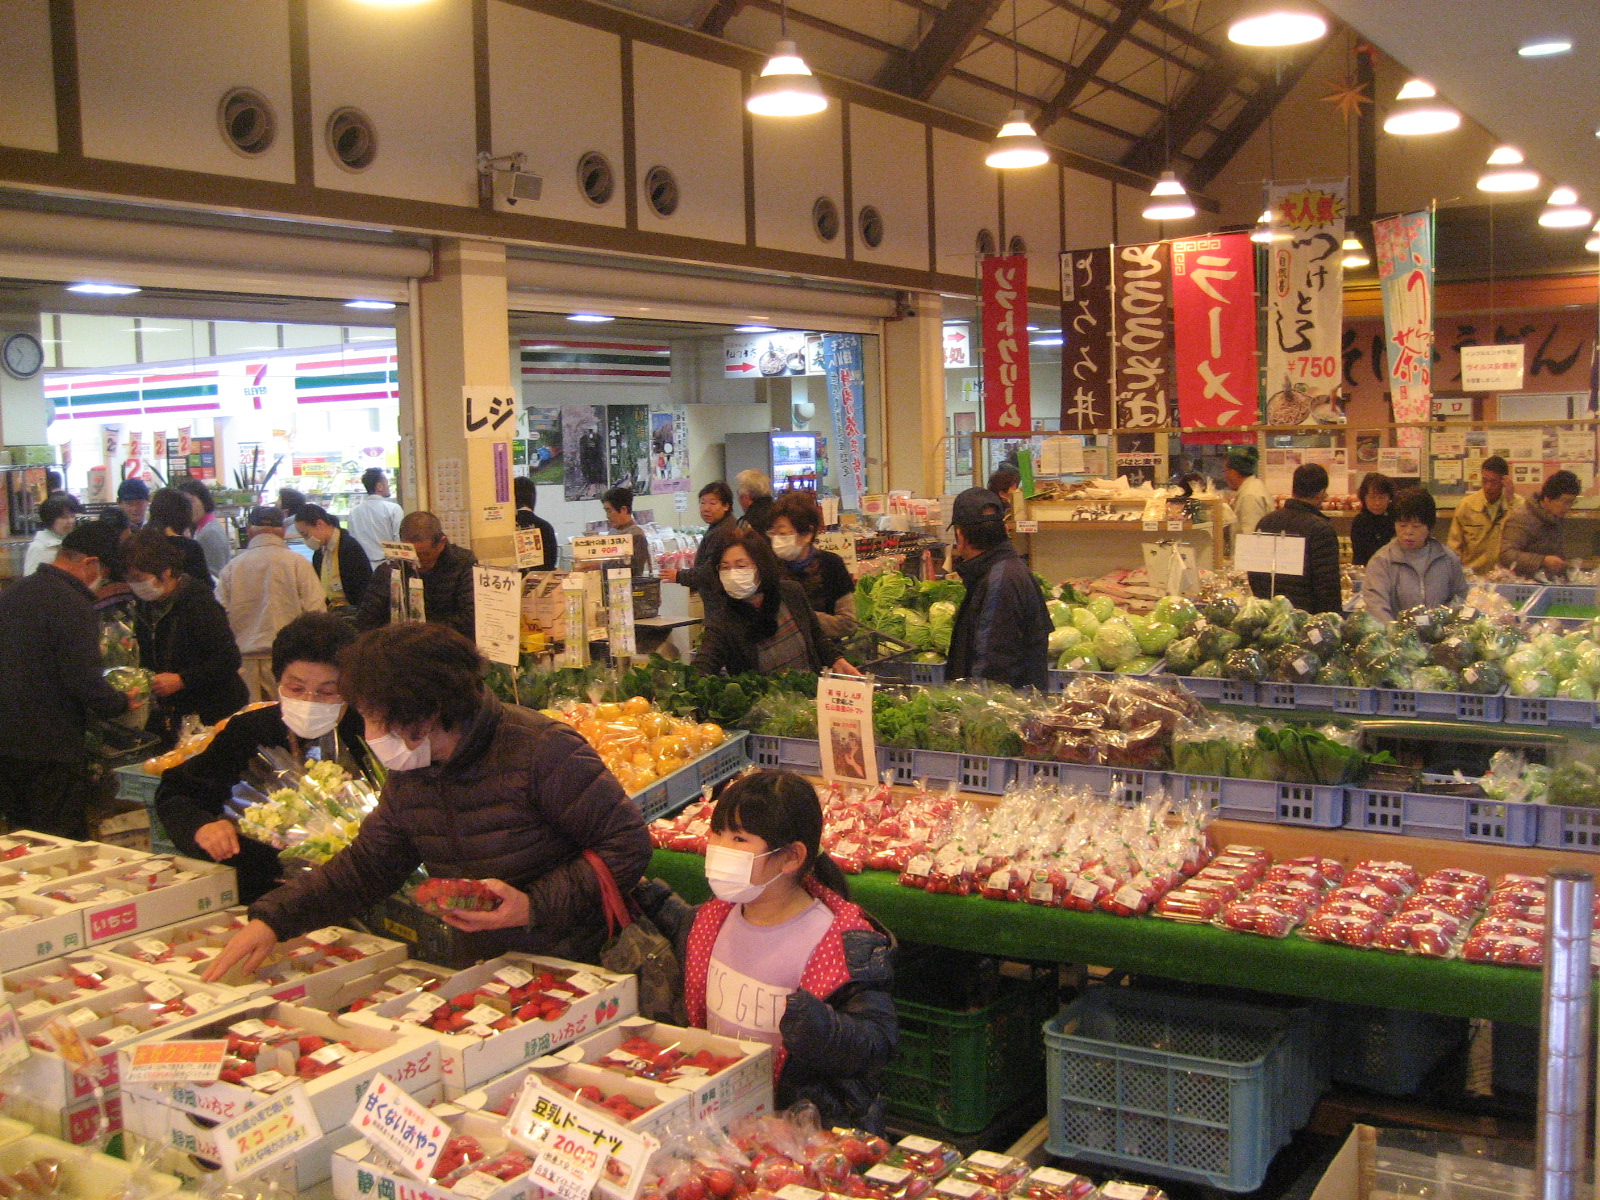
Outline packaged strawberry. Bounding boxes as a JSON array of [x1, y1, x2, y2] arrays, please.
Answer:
[[1301, 909, 1382, 947], [1398, 891, 1478, 921], [1462, 930, 1542, 967], [829, 1130, 891, 1172], [1014, 1168, 1094, 1200], [859, 1164, 935, 1200], [929, 1178, 1004, 1200], [1152, 888, 1223, 923], [1346, 860, 1420, 890], [1372, 911, 1462, 958], [883, 1136, 961, 1181], [1321, 884, 1404, 916], [414, 878, 503, 916], [1218, 899, 1297, 938], [949, 1151, 1027, 1193], [1243, 889, 1314, 922]]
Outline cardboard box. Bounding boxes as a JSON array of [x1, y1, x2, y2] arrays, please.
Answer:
[[302, 959, 459, 1017], [5, 948, 238, 1026], [331, 1107, 538, 1200], [17, 855, 237, 945], [0, 832, 90, 863], [340, 954, 636, 1098], [1309, 1125, 1536, 1200], [87, 801, 154, 852], [455, 1058, 691, 1143], [121, 999, 442, 1131], [0, 894, 88, 972], [0, 845, 148, 894], [8, 1092, 123, 1147], [559, 1016, 774, 1129]]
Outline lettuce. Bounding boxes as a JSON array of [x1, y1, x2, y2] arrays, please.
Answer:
[[1046, 599, 1074, 629], [1070, 607, 1102, 638], [1048, 625, 1086, 655], [1135, 620, 1177, 656], [1152, 595, 1199, 632], [1087, 595, 1116, 622]]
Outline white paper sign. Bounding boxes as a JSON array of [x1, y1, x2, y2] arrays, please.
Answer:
[[507, 1078, 658, 1200], [464, 387, 517, 440], [353, 1072, 451, 1183], [474, 565, 523, 667], [214, 1083, 323, 1181], [1460, 343, 1525, 392], [571, 534, 635, 562], [1234, 533, 1306, 576], [381, 541, 419, 564], [818, 674, 876, 785], [122, 1039, 227, 1085], [514, 528, 546, 569]]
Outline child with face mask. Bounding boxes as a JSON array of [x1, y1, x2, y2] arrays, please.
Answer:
[[639, 770, 897, 1132]]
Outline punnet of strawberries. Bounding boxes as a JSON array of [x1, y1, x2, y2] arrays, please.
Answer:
[[431, 1135, 535, 1188], [398, 966, 591, 1036], [415, 878, 503, 915], [594, 1034, 745, 1084]]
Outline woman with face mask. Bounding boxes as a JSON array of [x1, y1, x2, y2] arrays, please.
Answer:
[[203, 621, 652, 982], [693, 527, 860, 677], [125, 528, 248, 747], [637, 771, 896, 1131], [154, 612, 368, 902], [23, 497, 77, 576], [767, 492, 855, 638]]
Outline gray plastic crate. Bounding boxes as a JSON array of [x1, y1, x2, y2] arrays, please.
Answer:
[[1345, 781, 1537, 846], [1167, 772, 1346, 828]]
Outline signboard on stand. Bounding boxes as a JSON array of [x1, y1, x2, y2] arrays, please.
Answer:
[[474, 565, 523, 667], [818, 675, 876, 785]]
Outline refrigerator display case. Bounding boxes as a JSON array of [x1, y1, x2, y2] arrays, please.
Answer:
[[725, 431, 821, 494]]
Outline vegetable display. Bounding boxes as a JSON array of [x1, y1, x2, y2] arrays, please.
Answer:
[[1172, 717, 1382, 785], [855, 572, 965, 656], [1044, 587, 1176, 674]]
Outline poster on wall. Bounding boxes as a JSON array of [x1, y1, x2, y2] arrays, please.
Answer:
[[1374, 209, 1436, 445], [522, 406, 564, 484], [562, 406, 607, 501], [822, 334, 868, 510], [1170, 232, 1258, 440], [650, 410, 689, 493], [1265, 180, 1347, 425], [980, 254, 1031, 432], [606, 405, 651, 495], [1059, 247, 1114, 431], [1111, 241, 1173, 429]]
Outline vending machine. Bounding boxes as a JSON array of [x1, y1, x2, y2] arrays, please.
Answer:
[[725, 431, 821, 495]]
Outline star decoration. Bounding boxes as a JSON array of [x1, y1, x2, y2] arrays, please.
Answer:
[[1320, 74, 1370, 124]]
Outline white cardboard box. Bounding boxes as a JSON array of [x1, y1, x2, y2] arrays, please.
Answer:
[[0, 894, 88, 972], [304, 960, 459, 1017], [18, 856, 237, 945], [0, 832, 91, 864], [331, 1106, 539, 1200], [454, 1057, 693, 1143], [0, 845, 149, 894], [340, 954, 636, 1098], [7, 1090, 122, 1147]]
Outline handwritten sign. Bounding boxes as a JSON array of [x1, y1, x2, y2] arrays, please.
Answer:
[[0, 1006, 29, 1073], [514, 528, 546, 570], [214, 1083, 323, 1181], [474, 565, 523, 667], [353, 1073, 450, 1183], [506, 1078, 657, 1200], [1235, 532, 1306, 577], [123, 1039, 227, 1085], [817, 674, 876, 785], [381, 541, 419, 565]]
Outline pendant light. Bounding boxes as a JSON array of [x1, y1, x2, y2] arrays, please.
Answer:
[[1586, 223, 1600, 253], [1227, 7, 1327, 47], [1250, 208, 1274, 243], [1339, 234, 1370, 268], [746, 1, 827, 117], [1382, 80, 1460, 136], [986, 0, 1048, 168], [1539, 187, 1593, 228], [1143, 172, 1196, 221], [1476, 146, 1540, 194]]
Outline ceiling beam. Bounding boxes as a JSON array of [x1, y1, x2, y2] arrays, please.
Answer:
[[874, 0, 1005, 101], [1035, 0, 1157, 132], [947, 67, 1143, 144], [1119, 58, 1241, 177], [1042, 0, 1269, 83], [697, 0, 742, 36], [1188, 49, 1319, 189]]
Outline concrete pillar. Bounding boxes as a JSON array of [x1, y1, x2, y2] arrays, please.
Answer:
[[880, 293, 946, 496], [414, 240, 516, 564], [0, 306, 49, 448]]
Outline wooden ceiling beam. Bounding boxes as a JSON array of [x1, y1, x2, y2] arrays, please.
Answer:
[[874, 0, 1005, 100], [1119, 58, 1243, 177], [1035, 0, 1156, 131], [1188, 48, 1319, 189]]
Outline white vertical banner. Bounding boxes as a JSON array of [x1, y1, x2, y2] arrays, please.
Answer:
[[1265, 181, 1347, 423]]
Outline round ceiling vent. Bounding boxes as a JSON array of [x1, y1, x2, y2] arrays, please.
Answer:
[[577, 152, 615, 206], [217, 87, 276, 157], [858, 206, 884, 249], [326, 107, 377, 171], [812, 196, 841, 242], [1008, 234, 1028, 255], [644, 165, 680, 217]]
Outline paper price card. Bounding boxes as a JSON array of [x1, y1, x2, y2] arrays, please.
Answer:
[[353, 1072, 451, 1183], [123, 1039, 227, 1085], [507, 1077, 658, 1200], [382, 541, 420, 564], [0, 1006, 28, 1073], [474, 565, 523, 668], [215, 1083, 323, 1181], [515, 528, 546, 569]]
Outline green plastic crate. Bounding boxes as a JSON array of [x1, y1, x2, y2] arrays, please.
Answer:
[[883, 969, 1058, 1134]]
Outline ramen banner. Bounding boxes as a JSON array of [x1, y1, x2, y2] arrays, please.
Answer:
[[1170, 231, 1257, 440], [1265, 179, 1347, 426], [981, 254, 1032, 431], [1374, 210, 1436, 437], [1059, 247, 1114, 430], [1111, 241, 1173, 429]]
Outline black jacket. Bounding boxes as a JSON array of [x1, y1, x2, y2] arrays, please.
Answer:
[[785, 549, 854, 616], [679, 513, 737, 595], [167, 535, 213, 586], [741, 495, 774, 535], [515, 510, 559, 570], [311, 528, 374, 607], [946, 543, 1051, 691], [0, 564, 130, 762], [1349, 509, 1395, 567], [693, 579, 842, 675], [135, 576, 248, 727], [357, 543, 478, 639], [1249, 498, 1344, 614]]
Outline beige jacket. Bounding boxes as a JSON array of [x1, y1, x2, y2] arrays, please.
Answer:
[[214, 534, 327, 654], [1446, 488, 1520, 574]]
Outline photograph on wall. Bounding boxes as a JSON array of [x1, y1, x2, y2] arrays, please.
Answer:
[[562, 405, 607, 501], [522, 405, 564, 484], [606, 404, 651, 495], [651, 410, 689, 493]]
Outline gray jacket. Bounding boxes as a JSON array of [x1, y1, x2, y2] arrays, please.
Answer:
[[1499, 501, 1566, 577], [1361, 537, 1470, 623]]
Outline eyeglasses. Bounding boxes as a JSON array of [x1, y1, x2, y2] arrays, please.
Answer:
[[278, 680, 343, 702]]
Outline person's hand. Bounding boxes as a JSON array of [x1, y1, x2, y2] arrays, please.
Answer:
[[661, 567, 679, 584], [831, 658, 864, 677], [202, 920, 278, 983], [1545, 555, 1567, 573], [193, 820, 240, 863], [151, 672, 184, 698], [436, 880, 530, 931]]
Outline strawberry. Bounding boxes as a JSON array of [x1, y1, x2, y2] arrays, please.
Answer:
[[705, 1169, 739, 1198], [415, 878, 503, 915]]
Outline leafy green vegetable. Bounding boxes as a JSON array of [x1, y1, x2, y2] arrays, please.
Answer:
[[1135, 620, 1178, 656], [1093, 620, 1142, 668]]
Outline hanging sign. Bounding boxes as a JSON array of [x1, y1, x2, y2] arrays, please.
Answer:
[[1265, 180, 1347, 424], [1460, 343, 1525, 392], [1171, 232, 1258, 439], [1059, 247, 1114, 430], [818, 674, 876, 785], [822, 334, 868, 511], [473, 565, 522, 667], [1111, 241, 1173, 429], [463, 387, 517, 440], [514, 527, 546, 569], [980, 255, 1031, 432], [1374, 210, 1436, 427]]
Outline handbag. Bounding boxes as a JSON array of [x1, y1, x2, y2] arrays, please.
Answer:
[[584, 850, 687, 1025]]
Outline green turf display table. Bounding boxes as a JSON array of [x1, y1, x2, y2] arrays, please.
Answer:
[[649, 849, 1553, 1026]]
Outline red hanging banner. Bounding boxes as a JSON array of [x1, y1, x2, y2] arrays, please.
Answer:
[[1171, 232, 1259, 441], [981, 254, 1032, 432]]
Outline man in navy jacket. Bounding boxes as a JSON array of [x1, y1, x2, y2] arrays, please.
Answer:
[[945, 488, 1052, 691]]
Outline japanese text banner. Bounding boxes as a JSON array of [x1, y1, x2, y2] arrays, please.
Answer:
[[1265, 179, 1346, 424], [1059, 247, 1114, 430], [981, 255, 1032, 432], [1374, 210, 1435, 433], [1171, 232, 1258, 440], [1112, 241, 1174, 429], [821, 334, 867, 511]]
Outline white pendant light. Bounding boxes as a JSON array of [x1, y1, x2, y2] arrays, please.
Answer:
[[1250, 209, 1275, 243], [1587, 229, 1600, 253], [1382, 80, 1461, 136], [987, 110, 1050, 169], [1227, 8, 1327, 47], [1340, 234, 1370, 268], [1476, 146, 1540, 193], [747, 38, 828, 116], [1143, 171, 1196, 221], [1539, 187, 1593, 228]]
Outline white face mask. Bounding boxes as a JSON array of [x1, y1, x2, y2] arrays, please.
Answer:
[[704, 844, 781, 904], [281, 697, 345, 740], [368, 730, 432, 771], [130, 579, 166, 602], [771, 534, 805, 562], [721, 567, 759, 600], [302, 535, 323, 552]]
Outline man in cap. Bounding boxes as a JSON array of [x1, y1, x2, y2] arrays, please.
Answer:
[[356, 510, 478, 639], [215, 506, 327, 700], [944, 487, 1052, 691], [117, 478, 150, 529]]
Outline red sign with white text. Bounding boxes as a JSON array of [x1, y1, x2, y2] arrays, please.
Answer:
[[1171, 232, 1258, 440], [981, 255, 1032, 432]]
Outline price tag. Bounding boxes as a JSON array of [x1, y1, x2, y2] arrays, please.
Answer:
[[674, 492, 688, 513], [515, 528, 547, 569], [143, 978, 184, 1003], [566, 971, 609, 996], [1016, 519, 1039, 534], [462, 1004, 507, 1027], [507, 1077, 659, 1200], [0, 1006, 30, 1073], [385, 974, 423, 994], [1166, 520, 1184, 531], [353, 1072, 451, 1183], [474, 565, 523, 668], [1099, 1185, 1148, 1200], [214, 1083, 323, 1181], [897, 1136, 942, 1153], [866, 1166, 911, 1186], [494, 966, 534, 989], [123, 1039, 228, 1085], [1142, 520, 1159, 531], [967, 1152, 1016, 1169], [777, 1188, 825, 1200], [382, 541, 420, 564], [303, 929, 341, 947]]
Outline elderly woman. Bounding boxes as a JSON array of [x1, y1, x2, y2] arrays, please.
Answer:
[[767, 490, 855, 637], [1501, 470, 1581, 578]]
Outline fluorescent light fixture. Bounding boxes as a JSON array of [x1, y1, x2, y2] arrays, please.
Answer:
[[747, 40, 828, 117], [1384, 80, 1460, 135], [1549, 186, 1579, 205], [567, 313, 615, 323], [1026, 324, 1040, 331], [344, 299, 396, 310], [1142, 171, 1196, 221], [1518, 37, 1572, 57], [734, 325, 778, 333], [1227, 8, 1327, 47], [986, 110, 1050, 169], [1477, 146, 1540, 193], [1587, 231, 1600, 253], [66, 282, 140, 296], [1340, 235, 1370, 269], [1029, 336, 1064, 346]]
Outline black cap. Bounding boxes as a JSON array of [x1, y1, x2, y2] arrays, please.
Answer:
[[247, 505, 285, 527], [116, 478, 150, 502], [950, 487, 1007, 527]]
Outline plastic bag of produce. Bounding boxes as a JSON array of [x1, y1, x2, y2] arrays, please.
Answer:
[[1510, 670, 1557, 698], [1301, 612, 1343, 653], [1093, 620, 1142, 668], [1409, 665, 1459, 693], [1152, 594, 1200, 632], [1162, 635, 1203, 675], [1069, 606, 1101, 638], [1135, 619, 1177, 656], [1458, 662, 1505, 695], [1087, 595, 1116, 622], [1057, 649, 1100, 672], [1550, 761, 1600, 809], [1196, 624, 1242, 661], [1342, 610, 1385, 647], [1048, 625, 1085, 656], [1200, 593, 1240, 627], [1557, 678, 1596, 700], [1193, 658, 1224, 678], [1046, 599, 1073, 628], [1223, 648, 1268, 682], [1232, 597, 1274, 640]]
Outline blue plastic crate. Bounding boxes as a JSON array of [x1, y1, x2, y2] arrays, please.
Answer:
[[908, 749, 1014, 795], [1288, 682, 1378, 714], [1344, 779, 1537, 846], [1503, 693, 1599, 728], [1525, 584, 1600, 617], [1489, 582, 1543, 610], [1012, 760, 1165, 804], [871, 660, 946, 685], [746, 734, 821, 773], [1325, 1003, 1468, 1097], [1536, 803, 1600, 853], [1043, 988, 1323, 1192], [1167, 773, 1346, 828], [113, 764, 176, 855], [1151, 672, 1256, 706], [1373, 687, 1504, 723], [633, 731, 750, 822]]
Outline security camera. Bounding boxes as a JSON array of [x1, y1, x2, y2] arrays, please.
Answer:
[[478, 151, 541, 208], [500, 170, 543, 206]]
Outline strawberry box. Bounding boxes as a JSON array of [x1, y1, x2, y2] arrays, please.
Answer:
[[339, 954, 636, 1097], [0, 845, 150, 895], [120, 999, 442, 1131], [332, 1105, 541, 1200], [0, 832, 90, 864], [310, 960, 459, 1017], [559, 1016, 774, 1130], [19, 855, 237, 945], [0, 893, 87, 972], [454, 1058, 693, 1143]]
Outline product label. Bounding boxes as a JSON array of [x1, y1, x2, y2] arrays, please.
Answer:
[[967, 1152, 1015, 1169], [124, 1039, 228, 1084], [1112, 884, 1145, 911], [936, 1182, 983, 1199], [1070, 878, 1100, 902], [354, 1072, 451, 1183], [867, 1166, 911, 1186], [385, 974, 423, 994], [143, 978, 185, 1003], [303, 929, 342, 946], [1029, 1169, 1077, 1187], [1100, 1184, 1147, 1200], [462, 1004, 506, 1027], [494, 966, 533, 989]]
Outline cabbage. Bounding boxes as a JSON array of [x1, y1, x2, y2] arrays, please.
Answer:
[[1193, 658, 1224, 678], [1163, 636, 1203, 675], [1197, 625, 1242, 661], [872, 571, 912, 607], [1576, 647, 1600, 687], [1547, 647, 1579, 681], [1135, 620, 1178, 656], [1118, 656, 1158, 675], [1459, 662, 1505, 695], [1151, 595, 1199, 632], [894, 607, 931, 650], [1087, 595, 1116, 623], [1048, 625, 1085, 655], [1093, 620, 1142, 668], [1058, 651, 1101, 672], [1511, 671, 1556, 698], [1201, 595, 1240, 627], [855, 578, 876, 627], [1559, 678, 1597, 700], [875, 605, 906, 640], [1223, 648, 1268, 682], [1233, 597, 1274, 639], [1046, 599, 1074, 629], [928, 601, 957, 653], [1504, 648, 1543, 679], [1070, 607, 1102, 638], [915, 651, 944, 663]]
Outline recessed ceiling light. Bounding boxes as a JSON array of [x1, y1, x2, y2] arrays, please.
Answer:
[[1518, 37, 1572, 57], [344, 299, 396, 310], [1227, 9, 1327, 47], [567, 313, 615, 323], [734, 325, 778, 333], [67, 282, 141, 296]]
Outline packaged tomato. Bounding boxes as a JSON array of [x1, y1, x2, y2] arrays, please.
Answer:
[[925, 849, 975, 897], [1421, 868, 1489, 899], [861, 1164, 935, 1200], [883, 1137, 960, 1180], [1219, 900, 1297, 938], [1463, 931, 1542, 967], [1252, 879, 1323, 905], [1182, 876, 1245, 905], [1153, 888, 1222, 923], [949, 1152, 1026, 1194], [829, 842, 867, 875], [1280, 855, 1345, 885], [1061, 873, 1110, 914], [930, 1180, 1003, 1200], [1262, 863, 1334, 890], [1022, 866, 1071, 908], [1014, 1168, 1094, 1200], [1101, 876, 1162, 918], [1302, 909, 1382, 947]]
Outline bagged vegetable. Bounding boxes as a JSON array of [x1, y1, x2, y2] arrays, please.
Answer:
[[1093, 620, 1142, 669]]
